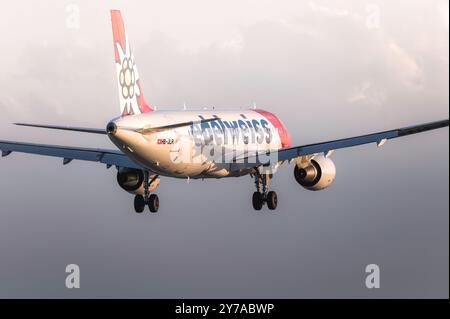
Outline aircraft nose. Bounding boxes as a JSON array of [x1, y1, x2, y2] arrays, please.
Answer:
[[106, 122, 117, 135]]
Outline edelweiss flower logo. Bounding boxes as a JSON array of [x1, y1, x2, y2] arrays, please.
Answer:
[[119, 57, 136, 99], [112, 10, 152, 115]]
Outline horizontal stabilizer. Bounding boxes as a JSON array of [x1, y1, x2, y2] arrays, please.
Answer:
[[14, 123, 106, 134], [132, 117, 220, 134]]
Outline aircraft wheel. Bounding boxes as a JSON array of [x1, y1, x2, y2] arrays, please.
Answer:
[[148, 194, 159, 213], [267, 191, 278, 210], [134, 195, 145, 213], [252, 192, 264, 211]]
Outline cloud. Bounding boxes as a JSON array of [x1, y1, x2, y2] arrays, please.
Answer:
[[308, 1, 361, 19], [348, 80, 387, 106], [218, 35, 245, 53], [387, 41, 422, 86]]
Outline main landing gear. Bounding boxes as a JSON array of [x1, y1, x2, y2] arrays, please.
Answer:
[[252, 172, 278, 211], [134, 172, 160, 213]]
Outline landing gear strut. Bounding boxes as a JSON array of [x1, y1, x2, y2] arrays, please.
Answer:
[[252, 172, 278, 211], [134, 172, 160, 213]]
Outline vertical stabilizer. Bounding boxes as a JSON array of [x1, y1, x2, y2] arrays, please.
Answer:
[[111, 10, 152, 116]]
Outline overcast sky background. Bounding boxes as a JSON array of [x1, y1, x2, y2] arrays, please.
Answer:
[[0, 0, 448, 298]]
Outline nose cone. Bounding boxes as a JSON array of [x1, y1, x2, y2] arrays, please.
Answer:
[[106, 122, 117, 135]]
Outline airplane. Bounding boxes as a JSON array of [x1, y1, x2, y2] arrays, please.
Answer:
[[0, 10, 448, 214]]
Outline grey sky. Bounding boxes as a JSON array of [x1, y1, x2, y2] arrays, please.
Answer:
[[0, 0, 448, 298]]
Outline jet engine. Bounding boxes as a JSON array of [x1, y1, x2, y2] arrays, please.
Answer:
[[294, 155, 336, 191], [116, 168, 160, 195]]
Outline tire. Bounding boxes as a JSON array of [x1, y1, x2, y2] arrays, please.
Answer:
[[267, 191, 278, 210], [134, 195, 145, 213], [252, 192, 263, 211], [148, 194, 159, 213]]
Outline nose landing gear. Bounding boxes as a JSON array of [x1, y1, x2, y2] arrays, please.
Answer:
[[252, 172, 278, 211], [134, 172, 160, 213]]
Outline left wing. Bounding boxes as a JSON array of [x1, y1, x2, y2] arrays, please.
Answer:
[[0, 140, 142, 169], [240, 119, 449, 166]]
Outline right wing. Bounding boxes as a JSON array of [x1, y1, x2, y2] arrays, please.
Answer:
[[0, 140, 142, 169], [275, 118, 449, 162], [237, 118, 449, 166]]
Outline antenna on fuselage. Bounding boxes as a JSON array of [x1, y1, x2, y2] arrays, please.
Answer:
[[252, 101, 257, 109], [183, 102, 187, 110]]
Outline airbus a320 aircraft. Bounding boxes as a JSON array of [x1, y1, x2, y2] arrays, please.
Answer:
[[0, 10, 448, 213]]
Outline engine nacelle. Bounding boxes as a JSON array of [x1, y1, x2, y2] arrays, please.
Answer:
[[117, 168, 160, 195], [294, 155, 336, 191]]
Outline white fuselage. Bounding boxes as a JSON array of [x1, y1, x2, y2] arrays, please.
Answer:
[[107, 109, 291, 179]]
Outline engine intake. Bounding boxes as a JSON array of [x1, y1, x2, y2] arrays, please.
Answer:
[[117, 168, 160, 194], [294, 155, 336, 191]]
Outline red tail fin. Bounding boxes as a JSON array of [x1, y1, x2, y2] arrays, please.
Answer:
[[111, 10, 152, 116]]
